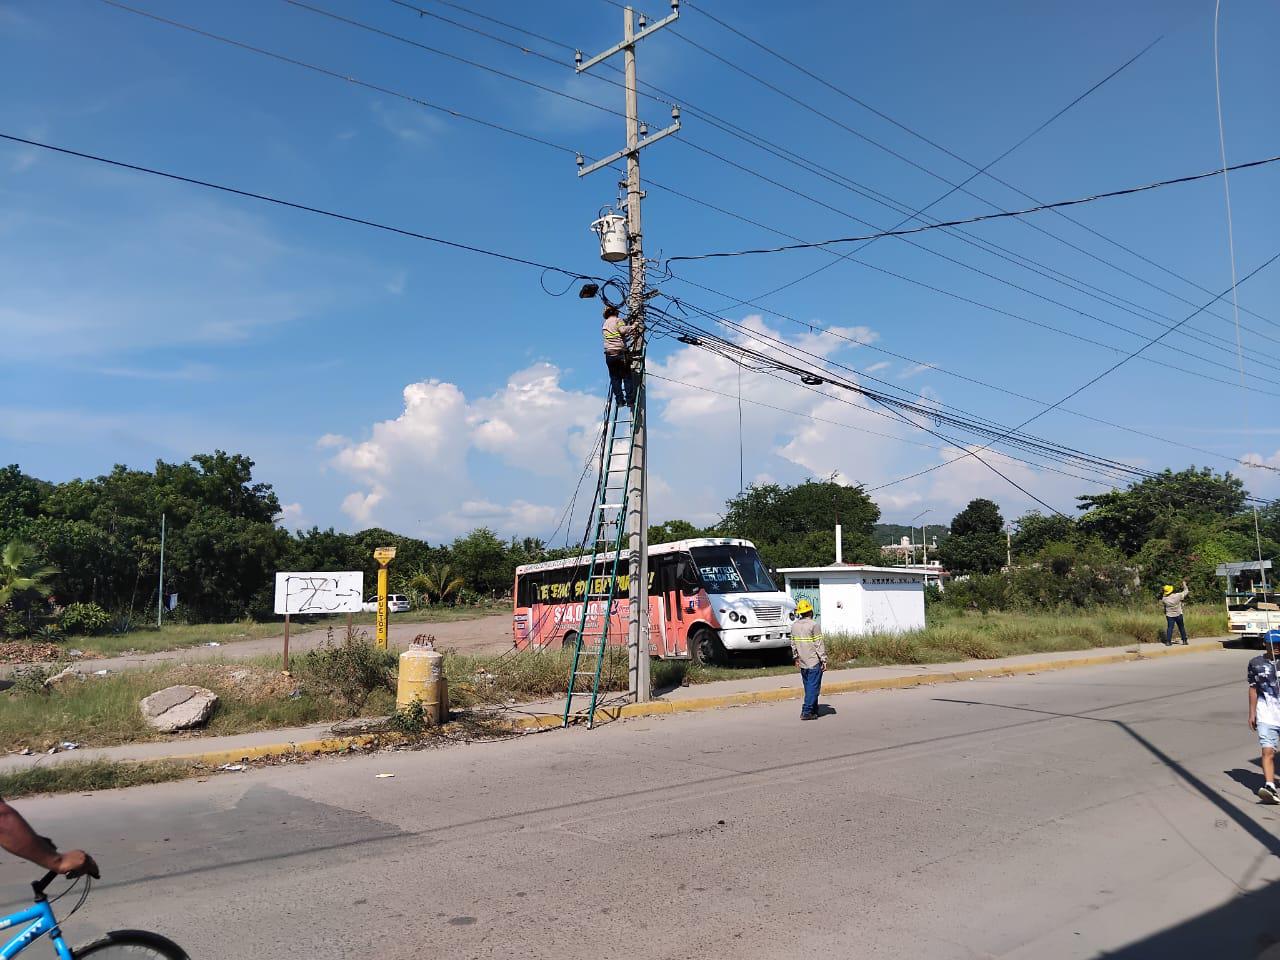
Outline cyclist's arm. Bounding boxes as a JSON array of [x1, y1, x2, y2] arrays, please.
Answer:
[[0, 800, 97, 876]]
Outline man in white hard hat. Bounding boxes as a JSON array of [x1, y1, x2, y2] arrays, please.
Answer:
[[790, 598, 827, 720]]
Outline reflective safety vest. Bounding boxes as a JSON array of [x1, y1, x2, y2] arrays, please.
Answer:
[[603, 314, 634, 356]]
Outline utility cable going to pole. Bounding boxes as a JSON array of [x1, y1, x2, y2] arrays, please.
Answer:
[[665, 154, 1280, 264], [646, 301, 1277, 513], [103, 0, 1280, 374], [654, 272, 1280, 471], [701, 34, 1161, 311], [0, 132, 602, 283], [667, 137, 1280, 387], [368, 0, 1280, 362], [646, 304, 1158, 486], [645, 294, 1279, 495], [1213, 0, 1272, 585], [675, 0, 1280, 333], [866, 248, 1280, 495], [647, 153, 1280, 393]]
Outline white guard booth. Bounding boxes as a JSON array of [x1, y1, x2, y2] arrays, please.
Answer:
[[776, 565, 926, 635]]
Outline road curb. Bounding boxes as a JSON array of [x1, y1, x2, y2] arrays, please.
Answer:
[[564, 639, 1214, 727], [106, 640, 1218, 768]]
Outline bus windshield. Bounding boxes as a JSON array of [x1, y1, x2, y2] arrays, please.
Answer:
[[689, 545, 776, 594]]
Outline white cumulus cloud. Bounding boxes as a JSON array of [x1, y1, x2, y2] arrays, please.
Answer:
[[327, 363, 597, 540]]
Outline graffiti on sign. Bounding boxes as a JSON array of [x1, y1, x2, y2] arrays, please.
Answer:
[[273, 571, 364, 615]]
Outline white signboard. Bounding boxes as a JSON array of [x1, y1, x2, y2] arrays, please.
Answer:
[[273, 571, 364, 615]]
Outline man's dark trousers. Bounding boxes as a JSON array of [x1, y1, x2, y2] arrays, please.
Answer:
[[1165, 615, 1187, 645], [800, 666, 823, 717], [605, 353, 633, 407]]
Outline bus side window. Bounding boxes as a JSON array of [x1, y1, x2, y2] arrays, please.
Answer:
[[676, 558, 700, 596]]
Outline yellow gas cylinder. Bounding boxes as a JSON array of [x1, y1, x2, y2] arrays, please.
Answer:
[[397, 642, 444, 723]]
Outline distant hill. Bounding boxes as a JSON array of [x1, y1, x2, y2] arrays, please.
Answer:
[[873, 523, 949, 547]]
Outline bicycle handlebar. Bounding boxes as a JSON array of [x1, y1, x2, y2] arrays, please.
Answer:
[[32, 872, 57, 898]]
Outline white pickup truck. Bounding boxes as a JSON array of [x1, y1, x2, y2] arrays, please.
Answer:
[[1227, 593, 1280, 642]]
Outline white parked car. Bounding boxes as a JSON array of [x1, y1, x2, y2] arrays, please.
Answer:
[[362, 594, 411, 614]]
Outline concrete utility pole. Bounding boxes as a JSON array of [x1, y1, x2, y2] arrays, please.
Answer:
[[157, 512, 166, 628], [577, 3, 680, 704]]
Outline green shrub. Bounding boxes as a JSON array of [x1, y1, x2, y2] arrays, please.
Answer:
[[390, 698, 429, 734], [6, 665, 54, 697], [31, 624, 62, 643], [59, 602, 111, 636], [298, 629, 396, 715]]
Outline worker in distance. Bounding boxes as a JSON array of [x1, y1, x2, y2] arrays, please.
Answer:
[[791, 598, 827, 720]]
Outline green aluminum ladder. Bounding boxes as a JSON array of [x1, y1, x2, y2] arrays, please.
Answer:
[[562, 374, 643, 728]]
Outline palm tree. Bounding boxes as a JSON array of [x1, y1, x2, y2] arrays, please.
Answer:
[[409, 563, 465, 605], [0, 540, 58, 607]]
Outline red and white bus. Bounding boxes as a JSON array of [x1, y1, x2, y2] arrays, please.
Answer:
[[512, 537, 796, 664]]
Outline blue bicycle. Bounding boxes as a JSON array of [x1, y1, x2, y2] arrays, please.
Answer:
[[0, 872, 186, 959]]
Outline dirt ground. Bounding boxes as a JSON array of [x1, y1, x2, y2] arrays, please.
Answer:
[[0, 613, 515, 677]]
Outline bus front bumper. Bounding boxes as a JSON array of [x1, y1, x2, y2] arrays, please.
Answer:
[[719, 625, 791, 651]]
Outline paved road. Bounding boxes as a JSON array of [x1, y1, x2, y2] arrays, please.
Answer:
[[0, 613, 514, 678], [3, 649, 1277, 959]]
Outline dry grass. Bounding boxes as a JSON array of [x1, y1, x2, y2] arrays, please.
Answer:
[[0, 659, 395, 753], [2, 605, 1227, 752], [447, 604, 1228, 697]]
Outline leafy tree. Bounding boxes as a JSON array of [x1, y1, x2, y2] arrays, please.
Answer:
[[1012, 512, 1076, 558], [0, 540, 58, 607], [450, 528, 512, 595], [937, 499, 1006, 575], [649, 519, 706, 544], [0, 465, 50, 535], [409, 563, 465, 605], [1077, 468, 1245, 557], [718, 480, 880, 569]]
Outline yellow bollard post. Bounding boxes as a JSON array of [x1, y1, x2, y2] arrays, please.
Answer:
[[397, 639, 443, 724], [373, 546, 396, 651]]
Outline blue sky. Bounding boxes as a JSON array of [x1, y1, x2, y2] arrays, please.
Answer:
[[2, 0, 1277, 544]]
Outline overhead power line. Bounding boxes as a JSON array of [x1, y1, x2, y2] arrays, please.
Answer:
[[665, 139, 1280, 388], [309, 0, 1280, 373], [656, 270, 1280, 471], [666, 154, 1280, 264], [0, 132, 601, 282], [647, 370, 1134, 492], [372, 0, 1280, 366], [867, 247, 1280, 495], [647, 300, 1276, 511], [89, 0, 1280, 476], [649, 302, 1159, 483], [678, 0, 1280, 333], [647, 307, 1108, 515], [95, 0, 585, 158]]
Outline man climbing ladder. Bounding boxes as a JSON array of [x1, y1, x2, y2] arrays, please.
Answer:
[[602, 304, 638, 408]]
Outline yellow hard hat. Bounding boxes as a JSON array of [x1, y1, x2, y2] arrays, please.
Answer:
[[795, 598, 814, 616], [1163, 584, 1174, 594]]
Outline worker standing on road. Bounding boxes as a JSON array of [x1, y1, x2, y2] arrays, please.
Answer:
[[1161, 580, 1190, 646], [1248, 632, 1280, 803], [602, 304, 637, 408], [790, 599, 827, 721]]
